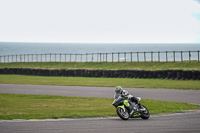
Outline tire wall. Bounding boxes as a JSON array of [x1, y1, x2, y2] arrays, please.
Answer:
[[0, 68, 199, 80]]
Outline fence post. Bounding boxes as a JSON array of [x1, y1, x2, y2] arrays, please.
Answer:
[[137, 52, 139, 62], [181, 51, 183, 62], [131, 52, 133, 62], [106, 53, 108, 62], [24, 54, 25, 62], [124, 52, 126, 62], [16, 55, 18, 62], [118, 52, 120, 62], [36, 54, 38, 62], [112, 53, 114, 62], [45, 54, 46, 62], [189, 51, 191, 62], [166, 51, 168, 62], [173, 51, 175, 62], [75, 54, 77, 62], [86, 53, 88, 62], [151, 52, 153, 62], [41, 54, 42, 62], [158, 52, 160, 62], [31, 54, 33, 62], [49, 53, 51, 62], [21, 55, 23, 62], [99, 53, 101, 62], [144, 52, 146, 62], [27, 54, 29, 62], [198, 51, 199, 62]]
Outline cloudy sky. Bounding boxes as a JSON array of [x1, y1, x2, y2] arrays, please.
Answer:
[[0, 0, 200, 43]]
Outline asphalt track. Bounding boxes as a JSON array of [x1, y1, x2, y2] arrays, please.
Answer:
[[0, 84, 199, 105], [0, 84, 200, 133]]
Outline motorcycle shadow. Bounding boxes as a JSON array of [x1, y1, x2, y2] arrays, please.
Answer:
[[110, 118, 147, 121]]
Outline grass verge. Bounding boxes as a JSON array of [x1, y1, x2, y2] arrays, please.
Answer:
[[0, 75, 200, 90], [0, 62, 200, 70], [0, 93, 199, 120]]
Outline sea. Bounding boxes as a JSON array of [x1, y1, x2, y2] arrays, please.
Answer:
[[0, 42, 200, 62]]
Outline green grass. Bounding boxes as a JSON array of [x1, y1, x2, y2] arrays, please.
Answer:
[[0, 93, 199, 120], [0, 62, 200, 70], [0, 75, 200, 90]]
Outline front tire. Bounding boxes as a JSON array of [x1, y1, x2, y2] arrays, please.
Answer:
[[140, 105, 150, 120], [116, 107, 129, 120]]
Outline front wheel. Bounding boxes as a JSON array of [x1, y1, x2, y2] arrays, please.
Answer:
[[116, 107, 129, 120], [140, 105, 150, 120]]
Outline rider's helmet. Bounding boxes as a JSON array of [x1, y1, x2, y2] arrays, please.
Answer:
[[115, 86, 123, 94]]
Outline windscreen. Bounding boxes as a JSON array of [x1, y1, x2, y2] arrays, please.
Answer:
[[114, 94, 121, 99]]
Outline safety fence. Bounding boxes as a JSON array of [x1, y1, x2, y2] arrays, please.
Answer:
[[0, 68, 199, 80], [0, 50, 199, 63]]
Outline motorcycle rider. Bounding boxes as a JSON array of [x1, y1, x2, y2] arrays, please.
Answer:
[[115, 86, 145, 111]]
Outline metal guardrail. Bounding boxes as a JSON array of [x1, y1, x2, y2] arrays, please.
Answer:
[[0, 51, 199, 63]]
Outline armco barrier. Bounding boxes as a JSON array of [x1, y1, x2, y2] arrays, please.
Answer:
[[0, 68, 199, 80]]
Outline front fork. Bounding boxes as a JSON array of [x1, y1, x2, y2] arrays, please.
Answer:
[[122, 105, 126, 112]]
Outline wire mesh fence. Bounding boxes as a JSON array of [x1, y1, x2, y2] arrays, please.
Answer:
[[0, 51, 199, 63]]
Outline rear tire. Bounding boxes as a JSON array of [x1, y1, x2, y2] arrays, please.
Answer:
[[140, 105, 150, 120], [116, 107, 129, 120]]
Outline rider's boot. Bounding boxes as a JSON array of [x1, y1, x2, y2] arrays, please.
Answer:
[[138, 103, 145, 111]]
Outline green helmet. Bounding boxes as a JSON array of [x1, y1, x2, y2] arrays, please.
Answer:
[[115, 86, 123, 94]]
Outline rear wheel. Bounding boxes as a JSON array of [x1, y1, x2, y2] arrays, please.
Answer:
[[140, 105, 150, 119], [116, 107, 129, 120]]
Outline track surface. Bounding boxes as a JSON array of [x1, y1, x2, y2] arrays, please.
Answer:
[[0, 84, 200, 133], [0, 84, 199, 105]]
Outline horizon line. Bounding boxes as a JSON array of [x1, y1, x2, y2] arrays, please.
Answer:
[[0, 41, 200, 44]]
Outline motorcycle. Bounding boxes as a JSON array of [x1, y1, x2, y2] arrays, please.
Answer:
[[112, 94, 150, 120]]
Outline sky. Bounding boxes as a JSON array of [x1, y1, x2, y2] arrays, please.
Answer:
[[0, 0, 200, 43]]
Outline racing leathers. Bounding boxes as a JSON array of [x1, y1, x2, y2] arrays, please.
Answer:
[[121, 90, 145, 111]]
